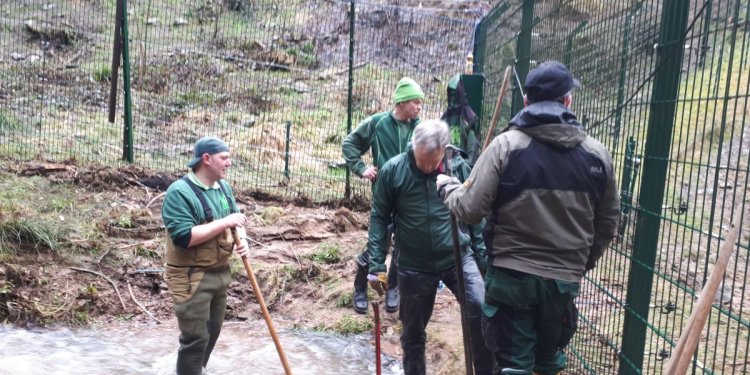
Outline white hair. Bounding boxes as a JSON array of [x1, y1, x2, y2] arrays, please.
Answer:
[[412, 119, 450, 153]]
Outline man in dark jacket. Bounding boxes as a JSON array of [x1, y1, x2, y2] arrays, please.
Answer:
[[368, 119, 492, 375], [342, 77, 424, 314], [442, 74, 480, 165], [438, 61, 620, 375]]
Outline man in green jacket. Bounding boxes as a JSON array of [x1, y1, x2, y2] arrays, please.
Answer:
[[368, 119, 492, 375], [342, 77, 424, 314], [162, 136, 250, 375]]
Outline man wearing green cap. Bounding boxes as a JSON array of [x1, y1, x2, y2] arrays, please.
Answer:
[[162, 136, 250, 375], [342, 77, 424, 314]]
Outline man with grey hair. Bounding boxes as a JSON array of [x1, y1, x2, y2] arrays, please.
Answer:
[[368, 119, 492, 374]]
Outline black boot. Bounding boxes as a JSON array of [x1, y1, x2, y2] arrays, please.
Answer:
[[385, 246, 399, 312], [385, 286, 399, 313], [353, 264, 368, 314]]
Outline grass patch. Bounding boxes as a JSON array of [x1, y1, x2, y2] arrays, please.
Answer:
[[0, 110, 24, 135], [258, 206, 284, 225], [313, 313, 373, 334], [92, 64, 112, 83], [0, 219, 62, 254], [307, 242, 340, 264]]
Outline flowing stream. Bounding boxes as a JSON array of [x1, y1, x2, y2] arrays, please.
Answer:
[[0, 321, 403, 375]]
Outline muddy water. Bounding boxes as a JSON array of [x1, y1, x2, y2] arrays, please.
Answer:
[[0, 322, 403, 375]]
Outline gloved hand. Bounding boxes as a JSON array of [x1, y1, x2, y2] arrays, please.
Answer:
[[436, 174, 459, 199], [367, 272, 388, 296]]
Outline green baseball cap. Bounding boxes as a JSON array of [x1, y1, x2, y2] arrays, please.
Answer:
[[392, 77, 425, 104], [187, 136, 230, 169]]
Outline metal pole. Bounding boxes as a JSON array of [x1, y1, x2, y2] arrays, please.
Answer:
[[619, 0, 691, 373], [120, 0, 134, 163], [613, 3, 641, 151], [284, 121, 291, 179], [344, 0, 355, 200], [511, 0, 534, 115], [108, 0, 123, 123]]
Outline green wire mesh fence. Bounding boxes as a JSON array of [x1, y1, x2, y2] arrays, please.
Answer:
[[3, 0, 750, 372], [0, 0, 477, 202], [477, 0, 749, 374]]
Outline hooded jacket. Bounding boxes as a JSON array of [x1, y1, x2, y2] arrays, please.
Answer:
[[342, 111, 420, 177], [441, 75, 480, 165], [442, 101, 620, 282], [368, 145, 473, 274]]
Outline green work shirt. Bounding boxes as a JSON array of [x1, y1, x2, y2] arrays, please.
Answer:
[[162, 172, 237, 248]]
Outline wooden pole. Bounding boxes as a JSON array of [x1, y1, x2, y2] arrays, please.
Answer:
[[481, 66, 513, 151], [663, 201, 748, 375], [231, 229, 293, 375]]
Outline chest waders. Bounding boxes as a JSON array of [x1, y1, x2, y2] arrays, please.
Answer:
[[163, 177, 237, 375]]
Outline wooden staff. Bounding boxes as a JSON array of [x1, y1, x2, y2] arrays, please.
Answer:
[[663, 200, 748, 375], [231, 228, 293, 375], [482, 66, 513, 151]]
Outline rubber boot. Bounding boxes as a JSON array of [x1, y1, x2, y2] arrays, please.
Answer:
[[353, 264, 368, 314], [385, 248, 399, 312]]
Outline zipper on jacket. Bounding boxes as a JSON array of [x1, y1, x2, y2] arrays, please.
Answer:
[[424, 178, 438, 272]]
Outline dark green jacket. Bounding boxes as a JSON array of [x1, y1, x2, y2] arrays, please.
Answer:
[[368, 145, 472, 274], [342, 111, 420, 177]]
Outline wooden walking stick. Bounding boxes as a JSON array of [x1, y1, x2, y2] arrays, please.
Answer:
[[372, 301, 382, 375], [663, 200, 748, 375], [231, 228, 293, 375], [481, 65, 514, 151], [444, 147, 474, 375]]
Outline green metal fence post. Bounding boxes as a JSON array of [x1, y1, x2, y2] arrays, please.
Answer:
[[698, 0, 713, 68], [511, 0, 534, 115], [284, 121, 291, 179], [619, 0, 691, 373], [613, 3, 641, 151], [562, 21, 588, 67], [120, 0, 134, 163], [618, 137, 637, 237], [344, 0, 355, 200]]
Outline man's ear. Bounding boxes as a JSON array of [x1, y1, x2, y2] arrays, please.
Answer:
[[523, 95, 529, 108], [201, 153, 211, 165]]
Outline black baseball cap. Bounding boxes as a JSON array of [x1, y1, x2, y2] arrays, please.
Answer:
[[524, 61, 581, 102]]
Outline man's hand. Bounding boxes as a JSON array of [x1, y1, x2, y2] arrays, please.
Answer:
[[362, 167, 378, 182], [367, 272, 388, 296], [222, 213, 247, 229], [436, 174, 459, 198], [235, 237, 251, 258]]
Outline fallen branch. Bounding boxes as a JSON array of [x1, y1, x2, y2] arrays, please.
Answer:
[[127, 281, 162, 324], [70, 267, 127, 310], [146, 192, 166, 209]]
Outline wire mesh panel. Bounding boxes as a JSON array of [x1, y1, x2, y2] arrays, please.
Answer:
[[0, 0, 476, 202], [477, 0, 749, 374], [0, 0, 121, 163]]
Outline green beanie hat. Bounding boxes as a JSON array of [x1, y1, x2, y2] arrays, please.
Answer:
[[392, 77, 425, 104]]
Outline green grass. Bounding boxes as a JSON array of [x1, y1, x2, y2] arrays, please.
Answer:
[[312, 313, 373, 334], [307, 242, 341, 264], [92, 64, 112, 83]]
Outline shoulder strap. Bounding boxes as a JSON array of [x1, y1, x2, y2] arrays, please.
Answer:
[[181, 176, 214, 222]]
